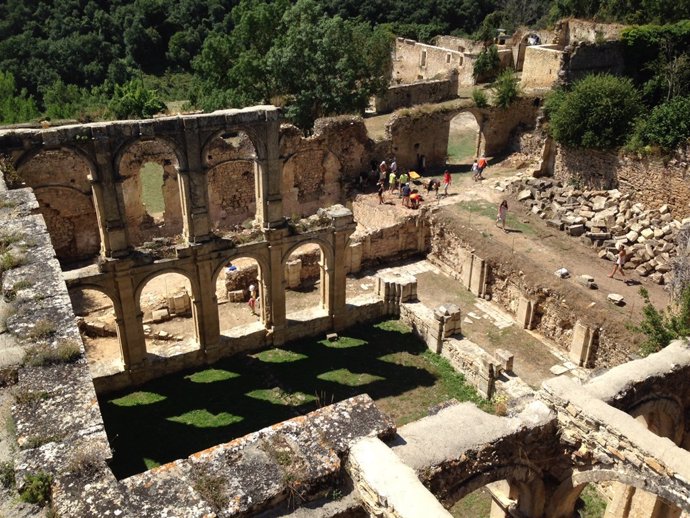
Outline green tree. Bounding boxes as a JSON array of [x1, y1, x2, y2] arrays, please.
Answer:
[[546, 74, 642, 150], [629, 95, 690, 151], [41, 80, 93, 120], [491, 69, 521, 108], [108, 79, 166, 119], [0, 70, 39, 124], [268, 0, 393, 129], [631, 287, 690, 356], [473, 45, 500, 82]]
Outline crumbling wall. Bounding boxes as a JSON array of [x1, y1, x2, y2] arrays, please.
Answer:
[[392, 38, 463, 84], [375, 78, 458, 114], [560, 18, 624, 45], [561, 40, 626, 84], [520, 46, 564, 90], [554, 146, 690, 217], [118, 139, 184, 245], [428, 210, 640, 367], [434, 35, 484, 55], [15, 148, 100, 260]]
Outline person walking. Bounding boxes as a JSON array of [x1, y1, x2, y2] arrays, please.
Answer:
[[377, 179, 384, 204], [471, 160, 480, 181], [609, 244, 627, 279], [442, 170, 451, 197], [496, 200, 508, 231], [477, 154, 488, 180]]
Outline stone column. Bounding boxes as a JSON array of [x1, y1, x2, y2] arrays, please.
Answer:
[[328, 207, 356, 331], [254, 120, 284, 228], [191, 253, 220, 353], [111, 263, 147, 368], [90, 129, 130, 257], [181, 118, 212, 242], [266, 227, 290, 345]]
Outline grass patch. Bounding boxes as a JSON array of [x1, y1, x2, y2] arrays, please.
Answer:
[[0, 251, 25, 273], [167, 409, 243, 428], [191, 467, 229, 512], [457, 199, 535, 236], [21, 434, 64, 450], [317, 369, 385, 387], [246, 387, 317, 406], [450, 488, 492, 517], [24, 339, 81, 366], [447, 131, 477, 164], [65, 443, 105, 477], [26, 319, 57, 341], [319, 337, 367, 349], [100, 319, 490, 478], [579, 485, 607, 518], [19, 472, 52, 506], [143, 458, 161, 470], [185, 369, 240, 384], [110, 391, 167, 407], [14, 389, 51, 405], [252, 348, 308, 363]]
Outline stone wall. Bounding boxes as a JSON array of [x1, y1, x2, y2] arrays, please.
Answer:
[[392, 38, 465, 85], [560, 18, 624, 44], [428, 209, 640, 367], [520, 45, 564, 90], [375, 78, 458, 114], [554, 146, 690, 218], [561, 40, 626, 84], [433, 35, 484, 55]]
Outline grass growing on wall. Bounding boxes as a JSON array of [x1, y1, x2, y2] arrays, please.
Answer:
[[99, 319, 491, 478]]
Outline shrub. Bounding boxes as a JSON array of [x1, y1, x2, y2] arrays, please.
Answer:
[[630, 286, 690, 356], [108, 79, 166, 120], [472, 88, 488, 108], [19, 472, 52, 505], [0, 461, 15, 489], [491, 70, 521, 109], [629, 95, 690, 151], [25, 339, 82, 367], [547, 74, 642, 150], [473, 45, 500, 82]]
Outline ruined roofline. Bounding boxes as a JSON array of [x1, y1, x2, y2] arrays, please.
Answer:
[[0, 104, 282, 138]]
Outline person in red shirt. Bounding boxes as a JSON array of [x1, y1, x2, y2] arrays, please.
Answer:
[[477, 154, 488, 180], [442, 170, 451, 197]]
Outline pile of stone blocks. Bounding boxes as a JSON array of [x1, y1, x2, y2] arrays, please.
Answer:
[[509, 177, 688, 285]]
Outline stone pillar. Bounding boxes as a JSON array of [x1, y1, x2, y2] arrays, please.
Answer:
[[266, 227, 290, 345], [192, 253, 220, 353], [569, 321, 596, 367], [181, 117, 212, 242], [517, 297, 534, 329], [90, 130, 130, 257], [254, 120, 284, 228], [111, 262, 147, 368]]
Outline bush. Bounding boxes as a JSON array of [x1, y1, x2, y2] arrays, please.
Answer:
[[630, 286, 690, 356], [108, 80, 166, 120], [629, 95, 690, 151], [491, 70, 521, 109], [19, 472, 52, 506], [473, 45, 500, 82], [25, 340, 82, 367], [472, 88, 488, 108], [547, 74, 642, 150], [0, 461, 15, 489]]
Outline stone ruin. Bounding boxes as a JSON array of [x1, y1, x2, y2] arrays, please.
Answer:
[[507, 176, 689, 285], [0, 104, 689, 517]]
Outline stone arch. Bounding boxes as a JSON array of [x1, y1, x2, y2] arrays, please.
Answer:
[[212, 252, 270, 328], [446, 110, 484, 167], [116, 138, 184, 245], [135, 268, 200, 351], [547, 467, 685, 518], [629, 395, 685, 445], [281, 238, 334, 269], [443, 463, 545, 517], [14, 145, 97, 188], [282, 148, 342, 216], [67, 285, 126, 371], [33, 186, 101, 261], [282, 239, 335, 317], [203, 130, 258, 230]]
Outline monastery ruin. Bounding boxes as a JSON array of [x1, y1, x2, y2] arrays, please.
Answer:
[[0, 18, 689, 518]]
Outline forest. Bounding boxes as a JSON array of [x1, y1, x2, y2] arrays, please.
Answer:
[[0, 0, 689, 130]]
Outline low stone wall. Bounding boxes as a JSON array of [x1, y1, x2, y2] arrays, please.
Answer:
[[553, 145, 690, 218], [375, 79, 457, 114], [428, 209, 640, 367], [520, 45, 563, 90]]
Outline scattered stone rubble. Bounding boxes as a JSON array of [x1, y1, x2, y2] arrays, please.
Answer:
[[505, 176, 689, 285]]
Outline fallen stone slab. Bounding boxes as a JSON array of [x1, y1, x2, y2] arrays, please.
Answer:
[[568, 224, 586, 237], [607, 293, 625, 306], [576, 275, 597, 289], [517, 189, 533, 201]]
